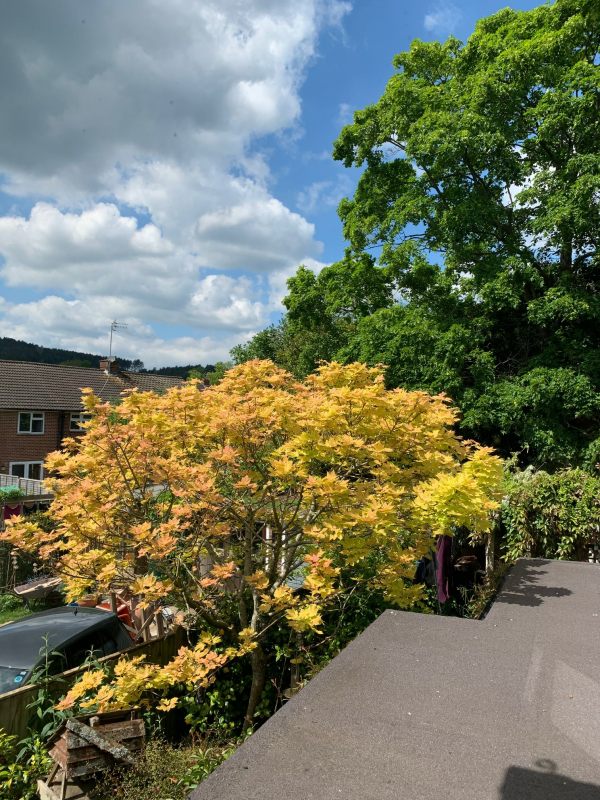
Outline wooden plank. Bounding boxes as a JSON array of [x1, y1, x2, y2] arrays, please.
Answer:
[[67, 756, 110, 778], [38, 774, 90, 798], [63, 718, 144, 748], [51, 739, 144, 768], [65, 719, 136, 765]]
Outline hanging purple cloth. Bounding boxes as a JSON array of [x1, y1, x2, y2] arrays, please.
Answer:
[[436, 535, 453, 603]]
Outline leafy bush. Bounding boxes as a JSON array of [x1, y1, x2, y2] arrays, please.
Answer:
[[89, 738, 237, 800], [0, 729, 52, 800], [0, 593, 22, 613], [0, 486, 23, 501], [502, 468, 600, 561]]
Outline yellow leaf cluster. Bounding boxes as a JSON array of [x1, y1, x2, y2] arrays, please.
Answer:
[[56, 639, 236, 715], [6, 359, 503, 670], [285, 604, 324, 634]]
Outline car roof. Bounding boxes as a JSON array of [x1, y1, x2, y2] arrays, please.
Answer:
[[0, 606, 119, 669]]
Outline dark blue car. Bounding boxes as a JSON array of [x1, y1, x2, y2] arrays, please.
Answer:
[[0, 606, 132, 694]]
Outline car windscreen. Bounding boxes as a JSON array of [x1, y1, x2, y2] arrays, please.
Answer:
[[0, 666, 29, 694]]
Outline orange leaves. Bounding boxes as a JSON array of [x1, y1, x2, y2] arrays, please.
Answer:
[[246, 570, 269, 590], [269, 456, 297, 480], [237, 627, 258, 652], [130, 575, 173, 608], [156, 697, 178, 712], [210, 561, 237, 581], [160, 639, 229, 687], [199, 561, 238, 590], [305, 471, 350, 500], [55, 669, 105, 710], [233, 475, 258, 492], [7, 358, 502, 662], [303, 551, 338, 599], [132, 521, 178, 559], [259, 585, 295, 614], [209, 445, 239, 465]]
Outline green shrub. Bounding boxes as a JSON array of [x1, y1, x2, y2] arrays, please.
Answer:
[[0, 729, 52, 800], [0, 487, 23, 501], [0, 594, 22, 613], [90, 738, 237, 800], [502, 468, 600, 561]]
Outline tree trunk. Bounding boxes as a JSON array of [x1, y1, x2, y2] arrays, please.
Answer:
[[244, 641, 267, 731]]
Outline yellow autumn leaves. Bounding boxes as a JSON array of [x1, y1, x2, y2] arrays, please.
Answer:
[[56, 634, 240, 714], [2, 360, 503, 716]]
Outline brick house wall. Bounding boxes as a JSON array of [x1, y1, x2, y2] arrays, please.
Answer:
[[0, 409, 72, 475], [0, 360, 184, 479]]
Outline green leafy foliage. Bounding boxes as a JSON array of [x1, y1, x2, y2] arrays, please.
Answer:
[[0, 593, 22, 613], [89, 738, 238, 800], [0, 729, 52, 800], [0, 487, 23, 501], [236, 0, 600, 469], [188, 361, 233, 385], [502, 468, 600, 560]]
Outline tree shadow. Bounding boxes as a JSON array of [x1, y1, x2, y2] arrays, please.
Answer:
[[493, 561, 572, 608], [500, 762, 600, 799]]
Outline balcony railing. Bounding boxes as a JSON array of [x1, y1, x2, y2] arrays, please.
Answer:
[[0, 473, 52, 499]]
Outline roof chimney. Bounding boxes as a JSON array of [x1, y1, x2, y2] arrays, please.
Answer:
[[99, 357, 117, 374]]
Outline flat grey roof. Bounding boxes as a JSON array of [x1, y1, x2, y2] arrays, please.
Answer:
[[191, 559, 600, 799]]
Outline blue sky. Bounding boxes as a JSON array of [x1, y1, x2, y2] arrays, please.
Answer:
[[0, 0, 541, 367]]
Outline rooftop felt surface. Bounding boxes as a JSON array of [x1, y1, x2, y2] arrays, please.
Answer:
[[191, 559, 600, 800]]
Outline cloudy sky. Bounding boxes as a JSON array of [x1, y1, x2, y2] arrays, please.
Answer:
[[0, 0, 540, 368]]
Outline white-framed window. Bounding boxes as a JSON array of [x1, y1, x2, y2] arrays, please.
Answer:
[[17, 411, 45, 434], [9, 462, 44, 481], [69, 412, 92, 432]]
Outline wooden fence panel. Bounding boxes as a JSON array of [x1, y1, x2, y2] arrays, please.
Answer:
[[0, 628, 187, 739]]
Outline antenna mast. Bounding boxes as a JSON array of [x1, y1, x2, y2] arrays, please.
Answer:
[[108, 320, 128, 365]]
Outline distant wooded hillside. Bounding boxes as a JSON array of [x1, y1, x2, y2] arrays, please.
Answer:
[[145, 364, 213, 378], [0, 336, 103, 367], [0, 336, 205, 376]]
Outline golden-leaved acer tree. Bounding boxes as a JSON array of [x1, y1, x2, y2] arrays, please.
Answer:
[[3, 360, 502, 725]]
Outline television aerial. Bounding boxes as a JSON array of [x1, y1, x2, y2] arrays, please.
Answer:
[[108, 320, 128, 362]]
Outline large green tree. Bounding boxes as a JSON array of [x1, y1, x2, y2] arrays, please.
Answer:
[[235, 0, 600, 469]]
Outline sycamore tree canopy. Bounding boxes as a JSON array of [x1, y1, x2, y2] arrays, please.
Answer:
[[235, 0, 600, 469]]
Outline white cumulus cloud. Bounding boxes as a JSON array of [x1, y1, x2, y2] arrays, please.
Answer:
[[0, 0, 351, 364]]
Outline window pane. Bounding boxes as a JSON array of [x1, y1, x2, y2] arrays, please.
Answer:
[[31, 416, 44, 433], [18, 413, 30, 433], [28, 463, 43, 481], [10, 464, 26, 478], [70, 413, 90, 432]]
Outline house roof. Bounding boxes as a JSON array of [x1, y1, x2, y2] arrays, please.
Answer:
[[0, 360, 184, 410]]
